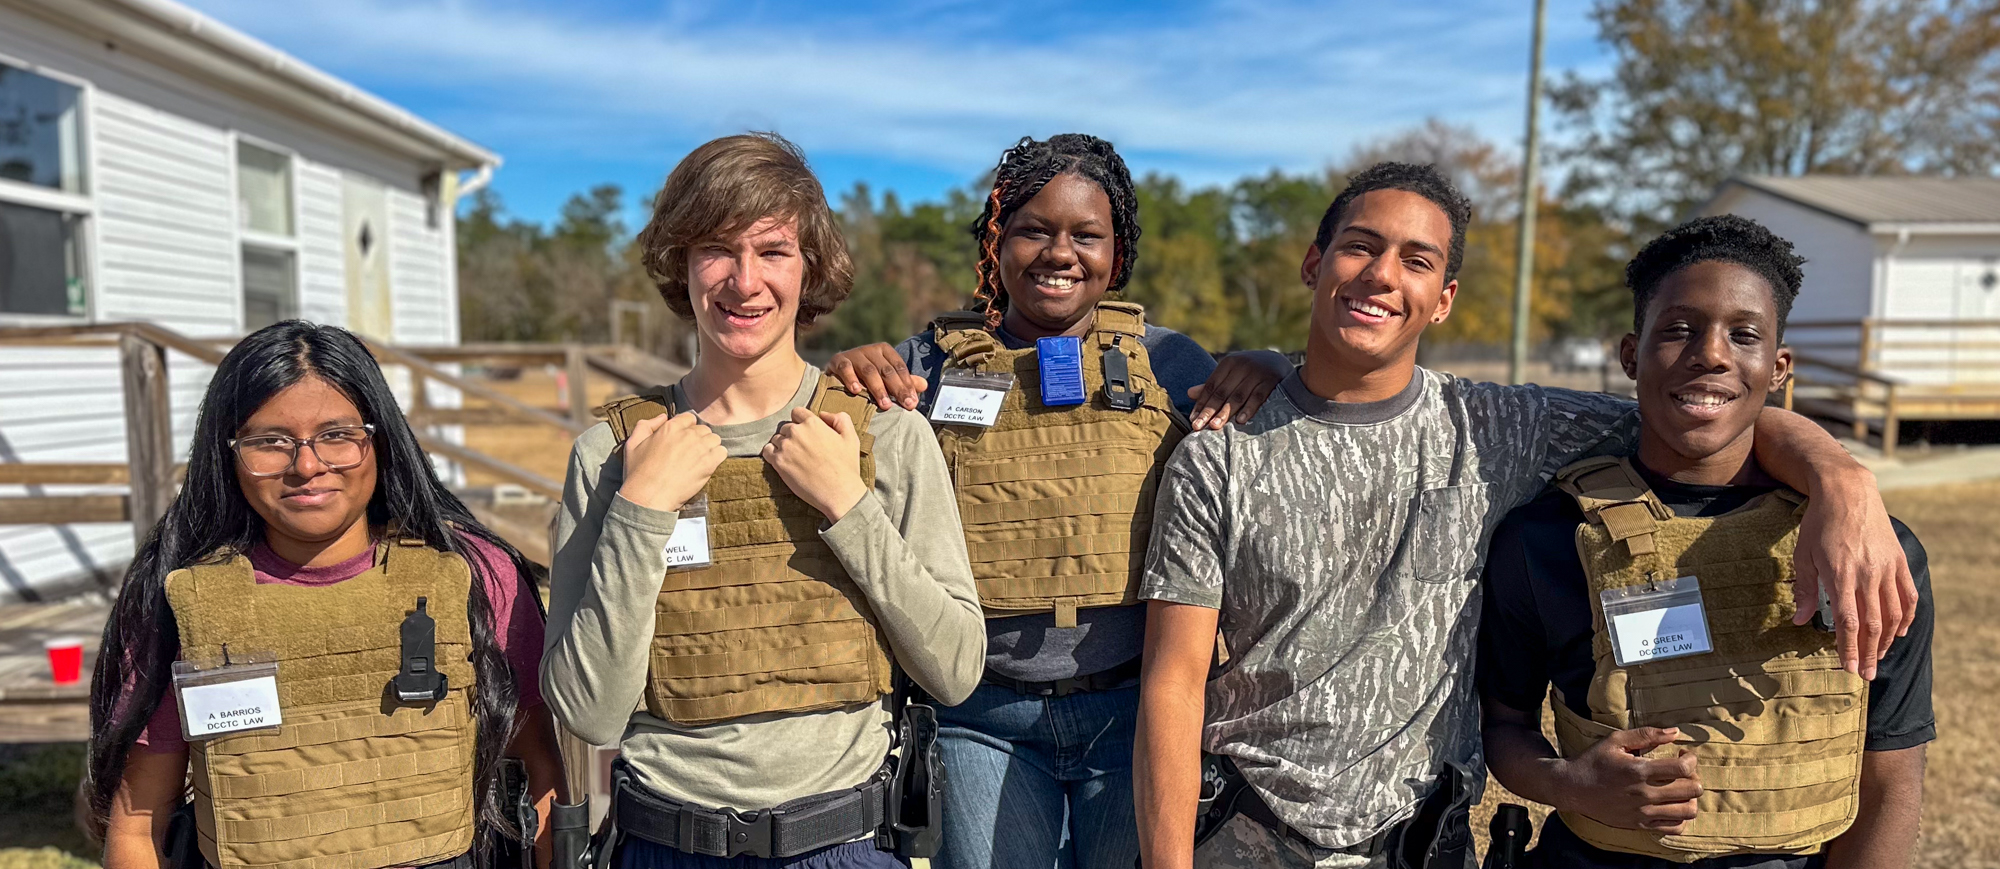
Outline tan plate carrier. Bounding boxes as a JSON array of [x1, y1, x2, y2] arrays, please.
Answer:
[[1549, 457, 1866, 862], [930, 301, 1188, 628], [164, 541, 479, 869], [598, 375, 895, 725]]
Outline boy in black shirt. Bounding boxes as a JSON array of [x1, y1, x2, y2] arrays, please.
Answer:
[[1477, 215, 1934, 869]]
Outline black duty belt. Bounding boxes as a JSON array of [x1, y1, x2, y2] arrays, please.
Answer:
[[983, 657, 1142, 697], [1189, 756, 1475, 868], [612, 762, 888, 859]]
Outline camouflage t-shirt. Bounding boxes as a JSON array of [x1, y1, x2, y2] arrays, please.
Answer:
[[1139, 368, 1639, 849]]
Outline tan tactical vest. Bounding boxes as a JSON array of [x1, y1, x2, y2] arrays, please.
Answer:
[[598, 375, 894, 725], [930, 301, 1187, 627], [1548, 457, 1867, 862], [164, 541, 478, 869]]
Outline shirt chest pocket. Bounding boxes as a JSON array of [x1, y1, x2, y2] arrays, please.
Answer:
[[1396, 483, 1495, 585]]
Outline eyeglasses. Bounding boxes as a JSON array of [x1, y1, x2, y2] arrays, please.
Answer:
[[229, 424, 375, 478]]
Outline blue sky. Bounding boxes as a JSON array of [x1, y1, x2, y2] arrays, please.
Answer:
[[182, 0, 1615, 229]]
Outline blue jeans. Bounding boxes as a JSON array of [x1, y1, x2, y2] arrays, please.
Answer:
[[935, 681, 1140, 869]]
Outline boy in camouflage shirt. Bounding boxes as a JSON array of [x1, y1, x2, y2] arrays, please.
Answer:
[[1132, 164, 1920, 869]]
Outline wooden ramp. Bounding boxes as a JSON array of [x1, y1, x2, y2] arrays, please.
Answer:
[[0, 597, 107, 743]]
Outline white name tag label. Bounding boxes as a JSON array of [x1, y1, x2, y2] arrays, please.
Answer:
[[930, 384, 1007, 427], [663, 515, 711, 568], [1610, 603, 1715, 665], [180, 675, 282, 738]]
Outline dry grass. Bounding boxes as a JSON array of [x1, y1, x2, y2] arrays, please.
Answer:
[[456, 367, 628, 487], [1471, 478, 2000, 865], [1888, 479, 2000, 866]]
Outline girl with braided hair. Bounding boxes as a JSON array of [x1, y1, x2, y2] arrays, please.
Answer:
[[827, 134, 1290, 869]]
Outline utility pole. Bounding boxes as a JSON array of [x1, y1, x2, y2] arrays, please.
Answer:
[[1510, 0, 1548, 385]]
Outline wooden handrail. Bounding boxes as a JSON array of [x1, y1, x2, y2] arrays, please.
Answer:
[[415, 434, 563, 501], [1789, 318, 2000, 330], [1788, 351, 1901, 388], [360, 337, 586, 436]]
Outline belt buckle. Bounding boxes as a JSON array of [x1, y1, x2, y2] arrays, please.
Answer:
[[720, 807, 774, 858]]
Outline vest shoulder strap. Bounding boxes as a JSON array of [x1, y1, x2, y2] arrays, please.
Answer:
[[933, 311, 1001, 367], [1552, 456, 1676, 557], [597, 392, 675, 446], [807, 375, 878, 460], [1092, 300, 1147, 338]]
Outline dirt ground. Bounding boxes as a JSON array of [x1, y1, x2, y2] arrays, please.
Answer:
[[5, 477, 1995, 868]]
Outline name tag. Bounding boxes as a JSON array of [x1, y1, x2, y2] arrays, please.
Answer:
[[1601, 575, 1714, 667], [173, 653, 281, 740], [929, 371, 1015, 427], [663, 496, 712, 569]]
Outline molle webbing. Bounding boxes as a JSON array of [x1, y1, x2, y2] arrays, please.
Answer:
[[165, 543, 478, 869], [598, 376, 893, 725], [1548, 457, 1865, 862], [931, 301, 1186, 627]]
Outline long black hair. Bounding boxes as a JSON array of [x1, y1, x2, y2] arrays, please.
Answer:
[[969, 134, 1141, 328], [85, 320, 535, 854]]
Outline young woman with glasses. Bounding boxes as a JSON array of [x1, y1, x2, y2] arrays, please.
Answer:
[[87, 320, 563, 869]]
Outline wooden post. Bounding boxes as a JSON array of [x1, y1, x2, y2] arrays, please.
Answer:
[[1856, 319, 1876, 372], [1881, 383, 1900, 459], [408, 367, 430, 429], [119, 332, 175, 545], [565, 346, 592, 427]]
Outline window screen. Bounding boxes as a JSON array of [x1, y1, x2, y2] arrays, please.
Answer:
[[237, 143, 294, 237], [242, 246, 296, 331], [0, 201, 86, 316]]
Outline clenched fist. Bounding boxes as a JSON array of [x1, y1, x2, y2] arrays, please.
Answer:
[[617, 411, 726, 513], [1558, 727, 1702, 834], [762, 407, 868, 521]]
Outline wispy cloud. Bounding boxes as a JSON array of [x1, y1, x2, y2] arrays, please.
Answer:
[[182, 0, 1612, 218]]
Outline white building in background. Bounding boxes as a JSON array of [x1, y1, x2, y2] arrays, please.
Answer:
[[1698, 175, 2000, 388], [0, 0, 498, 599]]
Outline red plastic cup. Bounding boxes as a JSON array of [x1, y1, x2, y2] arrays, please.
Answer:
[[45, 637, 83, 685]]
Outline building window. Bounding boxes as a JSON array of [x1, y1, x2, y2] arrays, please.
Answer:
[[241, 247, 296, 332], [0, 202, 87, 316], [236, 142, 293, 238], [0, 64, 85, 194], [0, 62, 90, 320], [235, 140, 298, 331]]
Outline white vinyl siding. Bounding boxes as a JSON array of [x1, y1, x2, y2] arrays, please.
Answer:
[[296, 161, 346, 324], [388, 188, 450, 345], [90, 90, 237, 335]]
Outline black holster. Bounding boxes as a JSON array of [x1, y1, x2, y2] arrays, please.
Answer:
[[1383, 760, 1477, 869], [1481, 804, 1531, 869], [491, 758, 538, 869], [882, 699, 945, 858], [164, 801, 201, 869], [551, 799, 593, 869]]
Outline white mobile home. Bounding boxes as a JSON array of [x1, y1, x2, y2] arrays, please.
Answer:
[[1699, 175, 2000, 389], [0, 0, 498, 600]]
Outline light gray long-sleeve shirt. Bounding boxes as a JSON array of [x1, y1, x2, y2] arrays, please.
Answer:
[[541, 364, 985, 811]]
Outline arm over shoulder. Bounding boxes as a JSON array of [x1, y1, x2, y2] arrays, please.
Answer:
[[1459, 381, 1639, 506], [1140, 326, 1219, 418]]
